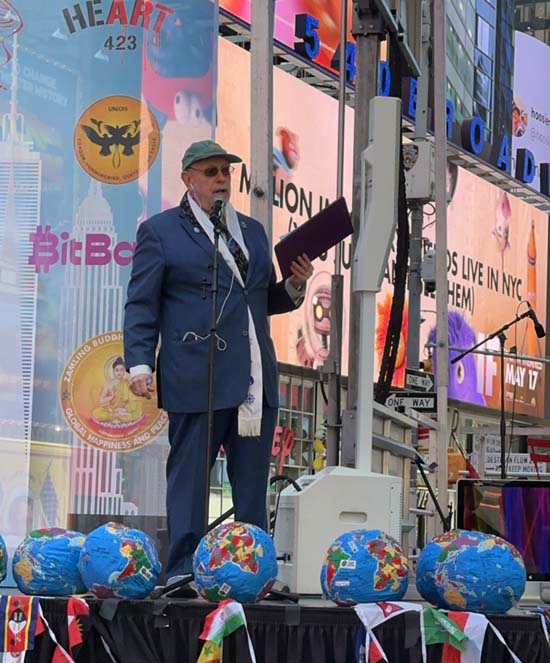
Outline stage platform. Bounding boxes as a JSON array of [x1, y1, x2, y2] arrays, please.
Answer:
[[25, 596, 550, 663]]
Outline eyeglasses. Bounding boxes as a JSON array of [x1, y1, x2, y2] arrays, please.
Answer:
[[189, 165, 235, 178]]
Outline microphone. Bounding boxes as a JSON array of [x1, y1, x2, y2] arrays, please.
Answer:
[[209, 197, 225, 227], [527, 303, 546, 338]]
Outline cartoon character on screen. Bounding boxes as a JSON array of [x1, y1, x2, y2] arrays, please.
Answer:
[[140, 1, 215, 209], [492, 190, 511, 260], [295, 271, 331, 369], [142, 1, 215, 128], [375, 292, 408, 387], [426, 310, 486, 406], [273, 127, 300, 184]]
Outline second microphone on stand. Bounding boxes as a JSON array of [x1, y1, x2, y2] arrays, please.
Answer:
[[527, 303, 546, 338]]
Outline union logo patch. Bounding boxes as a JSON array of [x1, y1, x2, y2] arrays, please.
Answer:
[[73, 95, 160, 184]]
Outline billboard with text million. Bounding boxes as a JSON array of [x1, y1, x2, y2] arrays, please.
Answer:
[[217, 36, 549, 418]]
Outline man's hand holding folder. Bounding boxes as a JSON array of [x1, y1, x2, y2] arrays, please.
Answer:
[[274, 197, 353, 278]]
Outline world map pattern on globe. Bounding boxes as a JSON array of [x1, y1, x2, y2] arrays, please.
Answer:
[[78, 522, 161, 599], [433, 532, 524, 609], [324, 533, 407, 593], [203, 523, 264, 575], [367, 538, 408, 592], [417, 530, 526, 612], [29, 528, 76, 539], [194, 522, 278, 603], [13, 529, 87, 595], [89, 583, 119, 599], [14, 530, 86, 584], [115, 540, 155, 583], [436, 531, 524, 565], [13, 559, 34, 585]]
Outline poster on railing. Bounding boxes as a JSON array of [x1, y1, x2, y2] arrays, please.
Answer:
[[0, 1, 218, 547]]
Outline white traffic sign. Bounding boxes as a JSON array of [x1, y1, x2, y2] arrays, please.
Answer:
[[404, 368, 435, 392], [386, 391, 437, 412]]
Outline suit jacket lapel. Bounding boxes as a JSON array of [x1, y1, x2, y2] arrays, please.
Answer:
[[178, 206, 234, 279], [238, 214, 256, 284]]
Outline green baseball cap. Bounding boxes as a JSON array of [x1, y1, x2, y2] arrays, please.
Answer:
[[181, 140, 242, 171]]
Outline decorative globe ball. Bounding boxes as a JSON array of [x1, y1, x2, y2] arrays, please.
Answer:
[[416, 529, 526, 614], [12, 529, 86, 596], [320, 529, 409, 606], [193, 522, 277, 603], [78, 522, 161, 599]]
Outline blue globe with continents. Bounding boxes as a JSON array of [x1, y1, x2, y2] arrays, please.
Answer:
[[78, 522, 161, 599], [13, 529, 86, 596], [416, 529, 526, 614], [193, 522, 278, 603], [320, 529, 409, 606]]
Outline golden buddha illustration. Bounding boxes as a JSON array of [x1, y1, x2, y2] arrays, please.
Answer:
[[91, 356, 144, 427]]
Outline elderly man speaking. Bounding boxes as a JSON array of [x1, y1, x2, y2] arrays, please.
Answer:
[[123, 139, 313, 596]]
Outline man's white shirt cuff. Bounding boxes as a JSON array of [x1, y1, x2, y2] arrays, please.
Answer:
[[129, 365, 152, 377], [285, 278, 305, 306]]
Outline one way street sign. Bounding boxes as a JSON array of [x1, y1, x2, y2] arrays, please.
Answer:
[[404, 368, 435, 392], [386, 391, 437, 412]]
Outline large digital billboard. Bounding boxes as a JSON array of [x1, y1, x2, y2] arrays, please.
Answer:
[[512, 30, 550, 196], [221, 2, 550, 202], [217, 37, 549, 418], [220, 0, 354, 79], [416, 165, 548, 418], [217, 36, 354, 374]]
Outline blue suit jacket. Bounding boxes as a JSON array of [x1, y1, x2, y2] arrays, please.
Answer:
[[123, 204, 299, 413]]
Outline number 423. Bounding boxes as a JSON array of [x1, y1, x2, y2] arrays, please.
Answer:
[[104, 34, 137, 51], [294, 13, 356, 83]]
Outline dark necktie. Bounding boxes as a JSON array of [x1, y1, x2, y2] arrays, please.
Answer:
[[182, 194, 249, 282]]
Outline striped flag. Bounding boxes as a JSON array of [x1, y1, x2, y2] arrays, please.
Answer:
[[0, 596, 40, 654], [355, 602, 425, 662], [423, 610, 523, 663], [51, 597, 89, 663], [422, 608, 468, 658], [197, 600, 256, 663]]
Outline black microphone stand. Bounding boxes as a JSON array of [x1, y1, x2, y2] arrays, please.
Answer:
[[204, 201, 225, 533], [151, 201, 224, 601], [450, 308, 533, 480]]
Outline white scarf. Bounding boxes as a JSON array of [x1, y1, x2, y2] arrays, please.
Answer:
[[188, 194, 263, 437]]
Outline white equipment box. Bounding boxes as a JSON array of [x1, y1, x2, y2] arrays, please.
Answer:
[[273, 466, 402, 595]]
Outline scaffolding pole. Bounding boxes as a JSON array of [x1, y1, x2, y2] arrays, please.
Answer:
[[433, 0, 450, 531], [250, 0, 274, 248], [342, 1, 384, 467], [324, 0, 349, 466]]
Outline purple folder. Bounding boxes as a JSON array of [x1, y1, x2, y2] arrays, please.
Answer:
[[274, 197, 353, 278]]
